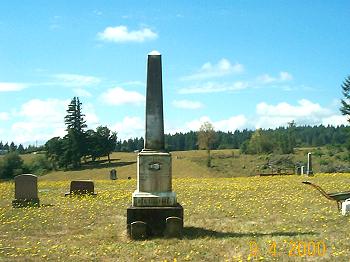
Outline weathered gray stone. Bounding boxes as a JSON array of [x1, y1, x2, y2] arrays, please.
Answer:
[[130, 221, 147, 240], [127, 51, 183, 238], [307, 152, 314, 176], [164, 216, 183, 238], [132, 51, 177, 208], [144, 51, 164, 151], [110, 169, 117, 180], [65, 180, 97, 196], [12, 174, 40, 208]]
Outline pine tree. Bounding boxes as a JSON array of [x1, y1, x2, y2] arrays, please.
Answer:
[[63, 97, 87, 168], [340, 75, 350, 121]]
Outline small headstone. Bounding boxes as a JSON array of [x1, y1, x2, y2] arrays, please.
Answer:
[[342, 199, 350, 216], [301, 166, 305, 175], [110, 169, 117, 180], [65, 180, 97, 196], [12, 174, 40, 208], [130, 221, 147, 240], [295, 166, 301, 175], [307, 152, 314, 176], [164, 216, 183, 238]]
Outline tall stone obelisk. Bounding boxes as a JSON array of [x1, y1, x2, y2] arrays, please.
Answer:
[[127, 51, 183, 239]]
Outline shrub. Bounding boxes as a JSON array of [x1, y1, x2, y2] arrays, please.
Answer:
[[0, 152, 24, 179], [28, 155, 52, 176]]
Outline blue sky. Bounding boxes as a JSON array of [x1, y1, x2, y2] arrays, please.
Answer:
[[0, 1, 349, 146]]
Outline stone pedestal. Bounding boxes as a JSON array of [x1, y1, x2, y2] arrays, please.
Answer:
[[127, 204, 183, 237], [132, 151, 177, 207]]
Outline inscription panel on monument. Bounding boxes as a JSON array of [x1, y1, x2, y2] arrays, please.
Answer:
[[137, 153, 172, 193]]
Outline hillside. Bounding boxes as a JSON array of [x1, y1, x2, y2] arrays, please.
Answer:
[[32, 147, 350, 181]]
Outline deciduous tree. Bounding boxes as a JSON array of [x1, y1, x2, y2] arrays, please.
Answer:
[[198, 121, 215, 167]]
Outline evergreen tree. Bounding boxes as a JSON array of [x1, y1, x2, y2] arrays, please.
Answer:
[[9, 142, 17, 152], [63, 97, 87, 168], [340, 75, 350, 121], [3, 143, 9, 152], [17, 144, 25, 154]]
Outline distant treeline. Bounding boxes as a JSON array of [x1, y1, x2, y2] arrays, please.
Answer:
[[0, 141, 42, 155], [115, 125, 350, 152], [1, 125, 349, 155]]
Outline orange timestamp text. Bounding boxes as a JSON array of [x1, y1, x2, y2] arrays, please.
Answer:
[[249, 240, 327, 257]]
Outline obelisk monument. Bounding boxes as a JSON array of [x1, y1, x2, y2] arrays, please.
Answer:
[[307, 152, 313, 176], [127, 51, 183, 239]]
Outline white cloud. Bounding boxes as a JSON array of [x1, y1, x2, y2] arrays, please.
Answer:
[[0, 112, 9, 121], [100, 87, 145, 106], [73, 88, 92, 97], [0, 82, 28, 92], [182, 115, 247, 132], [257, 71, 293, 84], [8, 98, 100, 145], [214, 115, 248, 132], [185, 116, 212, 131], [255, 99, 343, 128], [112, 116, 144, 140], [182, 58, 244, 81], [98, 25, 158, 43], [322, 115, 348, 126], [53, 74, 101, 87], [18, 99, 69, 122], [172, 100, 203, 109], [84, 103, 100, 128], [178, 81, 248, 94]]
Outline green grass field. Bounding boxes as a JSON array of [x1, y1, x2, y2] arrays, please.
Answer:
[[1, 150, 350, 261]]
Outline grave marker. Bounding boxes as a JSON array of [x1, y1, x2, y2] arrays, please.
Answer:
[[65, 180, 97, 196], [127, 51, 183, 238], [12, 174, 40, 207]]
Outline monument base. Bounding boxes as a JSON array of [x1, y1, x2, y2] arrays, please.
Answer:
[[132, 191, 177, 207], [127, 204, 183, 237], [12, 198, 40, 208]]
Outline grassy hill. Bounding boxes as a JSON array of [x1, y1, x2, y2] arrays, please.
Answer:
[[1, 149, 350, 260], [25, 147, 350, 181]]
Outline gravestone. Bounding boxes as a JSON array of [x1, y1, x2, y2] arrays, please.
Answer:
[[295, 166, 301, 175], [127, 51, 183, 239], [301, 166, 305, 175], [164, 216, 183, 238], [12, 174, 40, 207], [65, 180, 97, 196], [110, 169, 117, 180], [341, 199, 350, 215], [130, 221, 147, 240], [307, 152, 314, 176]]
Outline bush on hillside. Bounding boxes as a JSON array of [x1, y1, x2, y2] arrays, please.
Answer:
[[0, 152, 24, 179], [27, 155, 52, 176]]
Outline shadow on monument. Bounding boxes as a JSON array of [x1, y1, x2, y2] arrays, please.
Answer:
[[182, 226, 318, 239]]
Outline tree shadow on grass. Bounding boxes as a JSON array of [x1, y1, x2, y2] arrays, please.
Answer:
[[76, 160, 136, 171], [183, 226, 318, 240]]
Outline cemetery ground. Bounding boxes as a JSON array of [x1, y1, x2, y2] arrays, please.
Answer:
[[1, 150, 350, 261]]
